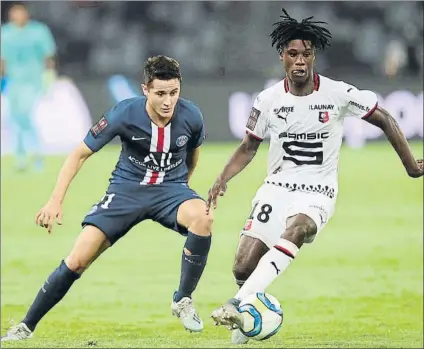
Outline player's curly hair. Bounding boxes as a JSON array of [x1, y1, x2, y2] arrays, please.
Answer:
[[144, 55, 182, 86], [270, 8, 332, 54]]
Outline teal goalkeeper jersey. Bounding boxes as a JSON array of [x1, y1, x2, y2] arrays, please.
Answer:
[[1, 20, 56, 85]]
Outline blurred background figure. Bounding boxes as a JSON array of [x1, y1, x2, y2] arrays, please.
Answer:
[[1, 2, 57, 172], [384, 39, 408, 78]]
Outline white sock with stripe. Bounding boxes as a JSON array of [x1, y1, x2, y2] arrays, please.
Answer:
[[235, 238, 299, 300]]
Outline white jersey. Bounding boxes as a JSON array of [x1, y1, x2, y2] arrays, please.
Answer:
[[246, 74, 378, 199]]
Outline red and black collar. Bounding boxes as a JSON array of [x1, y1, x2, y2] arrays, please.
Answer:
[[284, 73, 320, 93]]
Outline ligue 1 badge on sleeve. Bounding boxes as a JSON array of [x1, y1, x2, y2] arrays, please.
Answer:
[[246, 107, 261, 131], [90, 116, 108, 137]]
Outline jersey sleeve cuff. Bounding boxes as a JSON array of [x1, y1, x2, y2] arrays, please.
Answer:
[[245, 130, 264, 141], [192, 141, 203, 149], [361, 102, 378, 119], [83, 139, 98, 152]]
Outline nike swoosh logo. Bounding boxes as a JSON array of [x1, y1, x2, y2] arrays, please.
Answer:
[[132, 136, 146, 141]]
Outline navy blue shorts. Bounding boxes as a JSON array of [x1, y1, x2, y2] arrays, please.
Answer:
[[82, 182, 203, 245]]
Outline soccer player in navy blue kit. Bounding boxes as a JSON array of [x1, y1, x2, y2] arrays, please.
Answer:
[[2, 55, 213, 341]]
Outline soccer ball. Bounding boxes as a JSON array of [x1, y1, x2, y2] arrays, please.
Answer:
[[238, 292, 283, 341]]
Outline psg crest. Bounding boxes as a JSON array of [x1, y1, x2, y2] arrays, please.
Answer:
[[176, 135, 189, 147]]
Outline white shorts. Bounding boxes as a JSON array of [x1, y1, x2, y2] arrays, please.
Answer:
[[240, 183, 336, 248]]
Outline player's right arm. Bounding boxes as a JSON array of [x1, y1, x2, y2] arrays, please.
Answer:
[[35, 102, 125, 233], [207, 94, 268, 211], [35, 142, 94, 233]]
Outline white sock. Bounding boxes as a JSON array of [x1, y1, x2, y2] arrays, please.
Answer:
[[235, 238, 299, 300]]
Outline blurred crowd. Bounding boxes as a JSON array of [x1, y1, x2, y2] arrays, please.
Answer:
[[2, 1, 423, 79]]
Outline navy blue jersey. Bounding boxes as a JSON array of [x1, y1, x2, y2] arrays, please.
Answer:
[[84, 96, 205, 185]]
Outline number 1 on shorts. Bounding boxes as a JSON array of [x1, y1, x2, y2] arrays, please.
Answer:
[[100, 193, 115, 209]]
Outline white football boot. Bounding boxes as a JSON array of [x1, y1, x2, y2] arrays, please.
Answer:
[[171, 296, 203, 332], [232, 329, 250, 345], [212, 299, 249, 344], [1, 323, 33, 342], [211, 298, 244, 330]]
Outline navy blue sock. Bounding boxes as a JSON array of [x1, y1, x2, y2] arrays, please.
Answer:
[[22, 260, 80, 331], [174, 231, 211, 302]]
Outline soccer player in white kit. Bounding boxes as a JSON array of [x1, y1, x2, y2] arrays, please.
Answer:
[[207, 9, 423, 344]]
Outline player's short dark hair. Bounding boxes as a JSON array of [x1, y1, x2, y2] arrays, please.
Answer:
[[143, 55, 182, 86], [9, 2, 28, 9], [270, 8, 332, 54]]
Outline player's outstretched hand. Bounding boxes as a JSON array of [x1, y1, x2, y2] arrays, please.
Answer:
[[35, 198, 63, 234], [408, 159, 424, 178], [207, 177, 227, 214]]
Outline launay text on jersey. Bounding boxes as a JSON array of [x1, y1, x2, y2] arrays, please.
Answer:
[[309, 104, 335, 111]]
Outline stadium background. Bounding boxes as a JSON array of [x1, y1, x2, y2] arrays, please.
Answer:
[[1, 1, 423, 348]]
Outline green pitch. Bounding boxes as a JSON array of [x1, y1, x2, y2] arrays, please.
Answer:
[[1, 142, 423, 348]]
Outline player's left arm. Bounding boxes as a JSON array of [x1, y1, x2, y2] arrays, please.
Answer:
[[186, 107, 206, 182], [340, 83, 423, 178], [1, 26, 8, 77], [45, 56, 56, 70], [365, 106, 423, 178], [39, 23, 58, 88], [186, 147, 200, 183], [1, 27, 9, 90], [1, 60, 6, 93]]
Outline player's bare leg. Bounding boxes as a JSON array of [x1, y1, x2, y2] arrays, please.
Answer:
[[233, 214, 316, 300], [171, 198, 213, 332], [211, 236, 268, 343], [1, 226, 110, 342], [233, 236, 270, 288], [212, 215, 317, 332]]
